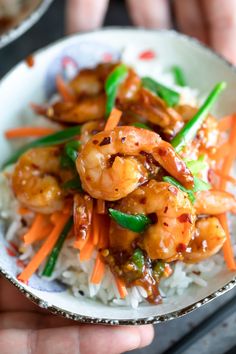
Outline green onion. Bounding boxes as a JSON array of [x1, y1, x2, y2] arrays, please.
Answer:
[[185, 155, 207, 175], [131, 248, 145, 272], [171, 82, 226, 153], [193, 177, 211, 192], [65, 140, 81, 162], [171, 66, 186, 87], [142, 77, 180, 107], [131, 122, 152, 130], [163, 176, 196, 203], [163, 175, 211, 204], [62, 176, 82, 191], [42, 216, 73, 277], [105, 64, 128, 117], [109, 208, 151, 233], [2, 126, 81, 168], [153, 260, 165, 278]]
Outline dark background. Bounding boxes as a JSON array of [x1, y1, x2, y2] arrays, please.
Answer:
[[1, 1, 236, 353]]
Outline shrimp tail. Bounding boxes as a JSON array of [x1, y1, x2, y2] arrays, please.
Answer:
[[152, 142, 194, 189]]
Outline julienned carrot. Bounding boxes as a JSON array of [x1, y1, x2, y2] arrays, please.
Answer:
[[218, 115, 233, 131], [97, 199, 105, 214], [218, 214, 236, 271], [104, 108, 122, 131], [90, 256, 105, 284], [5, 127, 56, 139], [115, 277, 128, 299], [212, 142, 231, 163], [23, 214, 52, 245], [92, 212, 100, 246], [56, 75, 75, 102], [18, 213, 69, 283], [213, 170, 236, 185], [217, 114, 236, 270]]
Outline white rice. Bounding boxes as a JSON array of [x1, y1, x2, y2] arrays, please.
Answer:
[[1, 58, 235, 309]]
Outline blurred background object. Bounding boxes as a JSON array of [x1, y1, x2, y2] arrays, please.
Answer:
[[0, 0, 53, 48], [1, 1, 236, 354]]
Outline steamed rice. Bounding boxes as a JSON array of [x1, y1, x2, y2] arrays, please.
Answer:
[[1, 59, 234, 309]]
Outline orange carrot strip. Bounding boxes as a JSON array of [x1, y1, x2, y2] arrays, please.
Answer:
[[18, 207, 31, 215], [218, 115, 233, 131], [213, 170, 236, 185], [18, 213, 69, 283], [97, 199, 105, 214], [104, 108, 122, 131], [90, 256, 105, 284], [56, 75, 75, 102], [23, 214, 52, 245], [5, 127, 56, 139], [115, 277, 128, 299], [92, 212, 100, 246], [212, 142, 231, 164], [79, 233, 94, 261], [218, 214, 236, 271]]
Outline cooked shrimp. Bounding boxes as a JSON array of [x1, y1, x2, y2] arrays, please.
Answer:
[[80, 120, 105, 145], [194, 190, 236, 215], [109, 180, 195, 260], [69, 63, 117, 97], [184, 217, 226, 263], [117, 68, 141, 102], [76, 126, 194, 201], [46, 94, 106, 124], [12, 147, 64, 214], [118, 88, 184, 139]]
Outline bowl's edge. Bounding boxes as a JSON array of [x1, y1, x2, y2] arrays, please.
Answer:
[[1, 27, 236, 325], [0, 0, 54, 48], [1, 265, 236, 325]]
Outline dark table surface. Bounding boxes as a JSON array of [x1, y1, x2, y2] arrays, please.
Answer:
[[1, 1, 236, 353]]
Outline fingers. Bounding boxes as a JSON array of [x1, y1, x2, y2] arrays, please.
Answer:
[[127, 0, 171, 28], [0, 276, 40, 312], [66, 0, 109, 34], [0, 318, 154, 354], [201, 0, 236, 64], [174, 0, 208, 43]]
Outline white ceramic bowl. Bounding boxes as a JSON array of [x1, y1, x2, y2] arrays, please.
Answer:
[[0, 28, 236, 325], [0, 0, 53, 48]]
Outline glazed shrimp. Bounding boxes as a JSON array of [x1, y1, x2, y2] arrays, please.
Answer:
[[109, 180, 195, 260], [80, 120, 105, 145], [119, 88, 184, 139], [12, 147, 65, 214], [184, 217, 226, 263], [46, 94, 106, 124], [194, 190, 236, 215], [76, 126, 194, 201]]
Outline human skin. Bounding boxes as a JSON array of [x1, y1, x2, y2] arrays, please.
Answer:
[[66, 0, 236, 64], [0, 277, 154, 354]]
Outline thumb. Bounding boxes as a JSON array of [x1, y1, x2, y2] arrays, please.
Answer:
[[66, 0, 109, 34]]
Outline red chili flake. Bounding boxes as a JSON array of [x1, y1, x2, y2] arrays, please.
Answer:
[[139, 50, 156, 60], [176, 243, 187, 253], [25, 55, 35, 68], [168, 186, 178, 195], [158, 148, 167, 156], [6, 248, 17, 257], [9, 241, 19, 252], [16, 259, 25, 268], [178, 213, 192, 223], [103, 53, 113, 62]]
